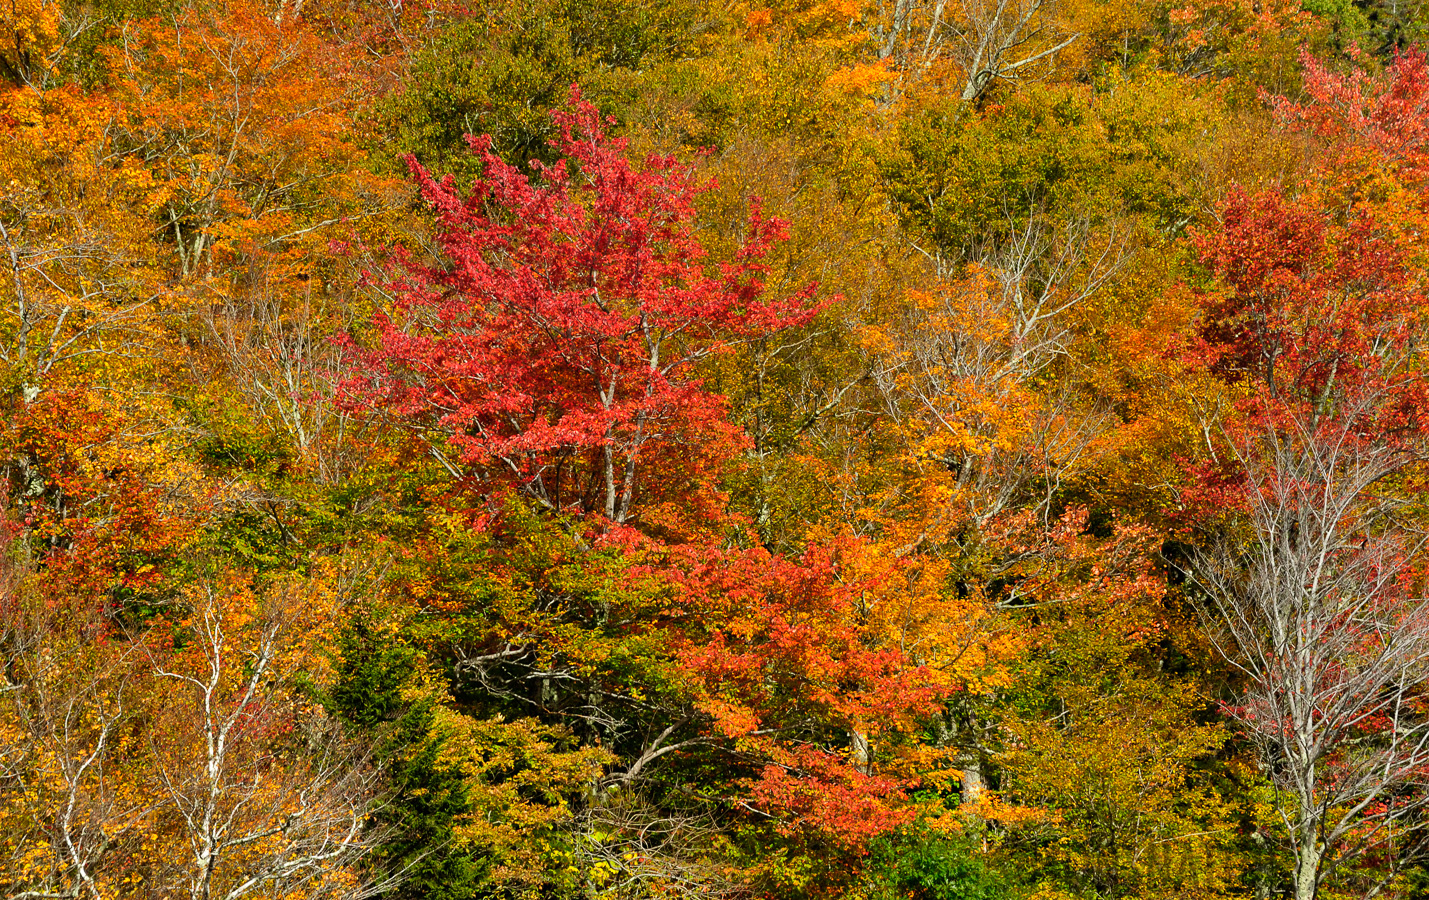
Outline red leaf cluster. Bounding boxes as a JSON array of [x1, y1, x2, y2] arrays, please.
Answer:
[[348, 89, 820, 530]]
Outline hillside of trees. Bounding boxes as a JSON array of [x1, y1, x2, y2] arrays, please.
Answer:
[[7, 0, 1429, 897]]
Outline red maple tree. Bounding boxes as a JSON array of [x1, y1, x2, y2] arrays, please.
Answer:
[[349, 90, 819, 532]]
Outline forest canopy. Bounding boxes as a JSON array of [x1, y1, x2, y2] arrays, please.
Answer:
[[4, 0, 1429, 899]]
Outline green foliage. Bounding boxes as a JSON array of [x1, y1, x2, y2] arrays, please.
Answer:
[[994, 597, 1240, 899], [885, 75, 1220, 258], [373, 0, 704, 174], [402, 500, 687, 746], [865, 827, 1007, 900], [189, 393, 295, 477], [330, 618, 486, 900]]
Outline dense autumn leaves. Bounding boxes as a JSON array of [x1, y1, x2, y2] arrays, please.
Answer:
[[11, 0, 1429, 898], [351, 94, 818, 532]]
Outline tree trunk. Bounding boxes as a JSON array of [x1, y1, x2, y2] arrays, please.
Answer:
[[1294, 842, 1320, 900], [851, 730, 871, 776], [960, 752, 984, 806]]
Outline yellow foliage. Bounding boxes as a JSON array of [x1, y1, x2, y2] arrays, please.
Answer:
[[0, 0, 61, 84], [825, 60, 890, 98], [0, 86, 164, 392]]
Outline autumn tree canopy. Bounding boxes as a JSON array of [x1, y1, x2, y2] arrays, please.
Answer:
[[8, 1, 1429, 899]]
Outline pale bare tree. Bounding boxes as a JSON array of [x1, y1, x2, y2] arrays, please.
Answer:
[[871, 0, 1078, 104], [145, 578, 385, 900], [574, 792, 744, 900], [1190, 392, 1429, 900], [0, 553, 387, 899], [204, 259, 376, 484], [0, 552, 151, 900], [0, 650, 146, 900]]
